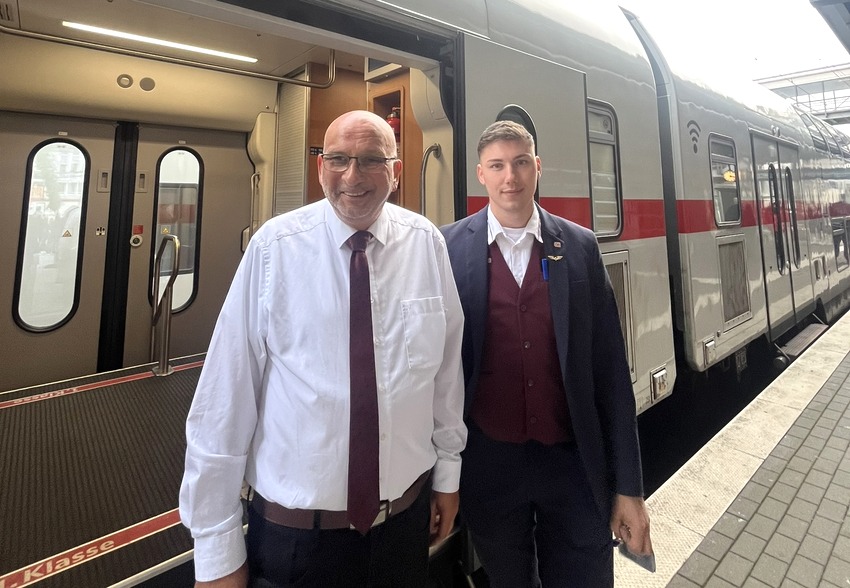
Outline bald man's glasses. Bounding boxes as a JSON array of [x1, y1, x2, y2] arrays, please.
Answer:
[[321, 154, 397, 173]]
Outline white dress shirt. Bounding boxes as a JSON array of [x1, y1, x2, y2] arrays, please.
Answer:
[[487, 206, 542, 286], [179, 199, 467, 581]]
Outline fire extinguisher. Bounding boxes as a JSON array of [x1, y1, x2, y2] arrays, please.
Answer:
[[386, 107, 401, 149]]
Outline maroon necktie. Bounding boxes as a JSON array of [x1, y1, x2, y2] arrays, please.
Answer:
[[347, 230, 380, 534]]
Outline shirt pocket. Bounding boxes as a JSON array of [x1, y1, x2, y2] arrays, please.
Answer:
[[400, 296, 446, 371]]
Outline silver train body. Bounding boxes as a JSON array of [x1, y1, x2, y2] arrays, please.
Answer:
[[2, 0, 849, 414]]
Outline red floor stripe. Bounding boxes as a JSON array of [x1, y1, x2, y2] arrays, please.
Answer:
[[0, 509, 182, 587], [0, 360, 204, 411]]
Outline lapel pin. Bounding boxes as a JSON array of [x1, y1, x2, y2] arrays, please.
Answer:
[[547, 255, 563, 261], [554, 241, 562, 248]]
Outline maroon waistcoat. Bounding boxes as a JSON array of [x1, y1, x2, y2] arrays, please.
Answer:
[[471, 241, 573, 444]]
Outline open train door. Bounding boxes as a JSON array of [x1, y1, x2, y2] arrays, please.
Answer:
[[459, 34, 590, 216]]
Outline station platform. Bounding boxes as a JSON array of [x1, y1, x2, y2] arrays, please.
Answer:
[[616, 311, 850, 587]]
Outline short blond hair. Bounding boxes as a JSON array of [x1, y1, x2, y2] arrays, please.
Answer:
[[477, 120, 535, 156]]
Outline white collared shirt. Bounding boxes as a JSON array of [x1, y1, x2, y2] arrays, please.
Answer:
[[487, 206, 542, 286], [179, 199, 467, 581]]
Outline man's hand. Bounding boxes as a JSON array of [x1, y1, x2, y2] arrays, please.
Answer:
[[429, 490, 459, 546], [195, 561, 248, 588], [610, 494, 653, 556]]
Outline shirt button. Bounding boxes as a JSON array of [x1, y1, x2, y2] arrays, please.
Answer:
[[520, 304, 527, 312], [529, 416, 538, 424], [527, 379, 534, 387], [380, 433, 387, 441], [523, 341, 531, 349]]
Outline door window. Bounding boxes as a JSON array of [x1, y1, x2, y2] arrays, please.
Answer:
[[153, 148, 202, 311], [768, 164, 786, 274], [588, 104, 621, 236], [784, 167, 801, 269], [709, 136, 741, 225], [15, 141, 87, 330]]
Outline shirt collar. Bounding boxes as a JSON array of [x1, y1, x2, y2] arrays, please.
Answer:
[[325, 200, 389, 250], [486, 205, 542, 245]]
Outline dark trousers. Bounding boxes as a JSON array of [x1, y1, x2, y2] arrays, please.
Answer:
[[459, 426, 613, 588], [246, 480, 431, 588]]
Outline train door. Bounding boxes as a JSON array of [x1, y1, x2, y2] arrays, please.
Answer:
[[122, 124, 253, 366], [778, 142, 815, 318], [0, 113, 252, 392], [0, 111, 116, 391], [460, 34, 589, 213], [752, 134, 800, 337]]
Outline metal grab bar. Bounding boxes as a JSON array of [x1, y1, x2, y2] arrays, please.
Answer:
[[250, 172, 260, 237], [150, 235, 181, 376], [419, 143, 442, 216]]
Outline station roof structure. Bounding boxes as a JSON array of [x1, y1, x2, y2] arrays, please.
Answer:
[[812, 0, 850, 54], [756, 63, 850, 125], [789, 0, 850, 124]]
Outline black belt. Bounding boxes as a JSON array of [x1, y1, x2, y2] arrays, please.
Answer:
[[251, 471, 430, 530]]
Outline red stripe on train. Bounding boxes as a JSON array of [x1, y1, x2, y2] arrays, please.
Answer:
[[0, 360, 205, 411], [466, 196, 665, 239], [469, 197, 833, 237], [0, 510, 181, 587]]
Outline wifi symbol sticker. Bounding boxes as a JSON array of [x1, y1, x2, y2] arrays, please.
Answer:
[[687, 120, 701, 154]]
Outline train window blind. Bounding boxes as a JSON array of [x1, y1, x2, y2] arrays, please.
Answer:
[[709, 136, 741, 226], [152, 148, 202, 312], [717, 237, 751, 327], [588, 104, 622, 237], [14, 140, 87, 331]]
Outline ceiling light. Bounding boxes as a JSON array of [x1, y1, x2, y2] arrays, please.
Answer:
[[62, 21, 258, 63]]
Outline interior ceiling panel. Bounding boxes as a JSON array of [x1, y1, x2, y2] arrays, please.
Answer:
[[6, 0, 365, 76]]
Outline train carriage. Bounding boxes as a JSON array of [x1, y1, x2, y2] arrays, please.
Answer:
[[1, 0, 680, 415]]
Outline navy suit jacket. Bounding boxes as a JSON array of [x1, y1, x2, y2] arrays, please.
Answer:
[[440, 204, 643, 520]]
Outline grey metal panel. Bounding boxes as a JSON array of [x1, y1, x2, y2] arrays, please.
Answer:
[[123, 124, 253, 366], [462, 34, 590, 204], [0, 111, 115, 392]]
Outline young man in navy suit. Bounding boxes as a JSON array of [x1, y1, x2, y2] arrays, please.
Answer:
[[441, 120, 652, 587]]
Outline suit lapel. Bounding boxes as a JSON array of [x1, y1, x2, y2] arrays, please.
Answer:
[[465, 208, 490, 382], [538, 205, 570, 372]]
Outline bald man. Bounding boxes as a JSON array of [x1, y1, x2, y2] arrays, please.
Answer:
[[179, 111, 467, 588]]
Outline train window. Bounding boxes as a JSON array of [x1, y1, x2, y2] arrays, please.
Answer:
[[813, 116, 843, 158], [784, 167, 802, 269], [709, 136, 741, 225], [587, 104, 621, 236], [153, 148, 202, 311], [798, 111, 828, 153], [15, 141, 87, 331]]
